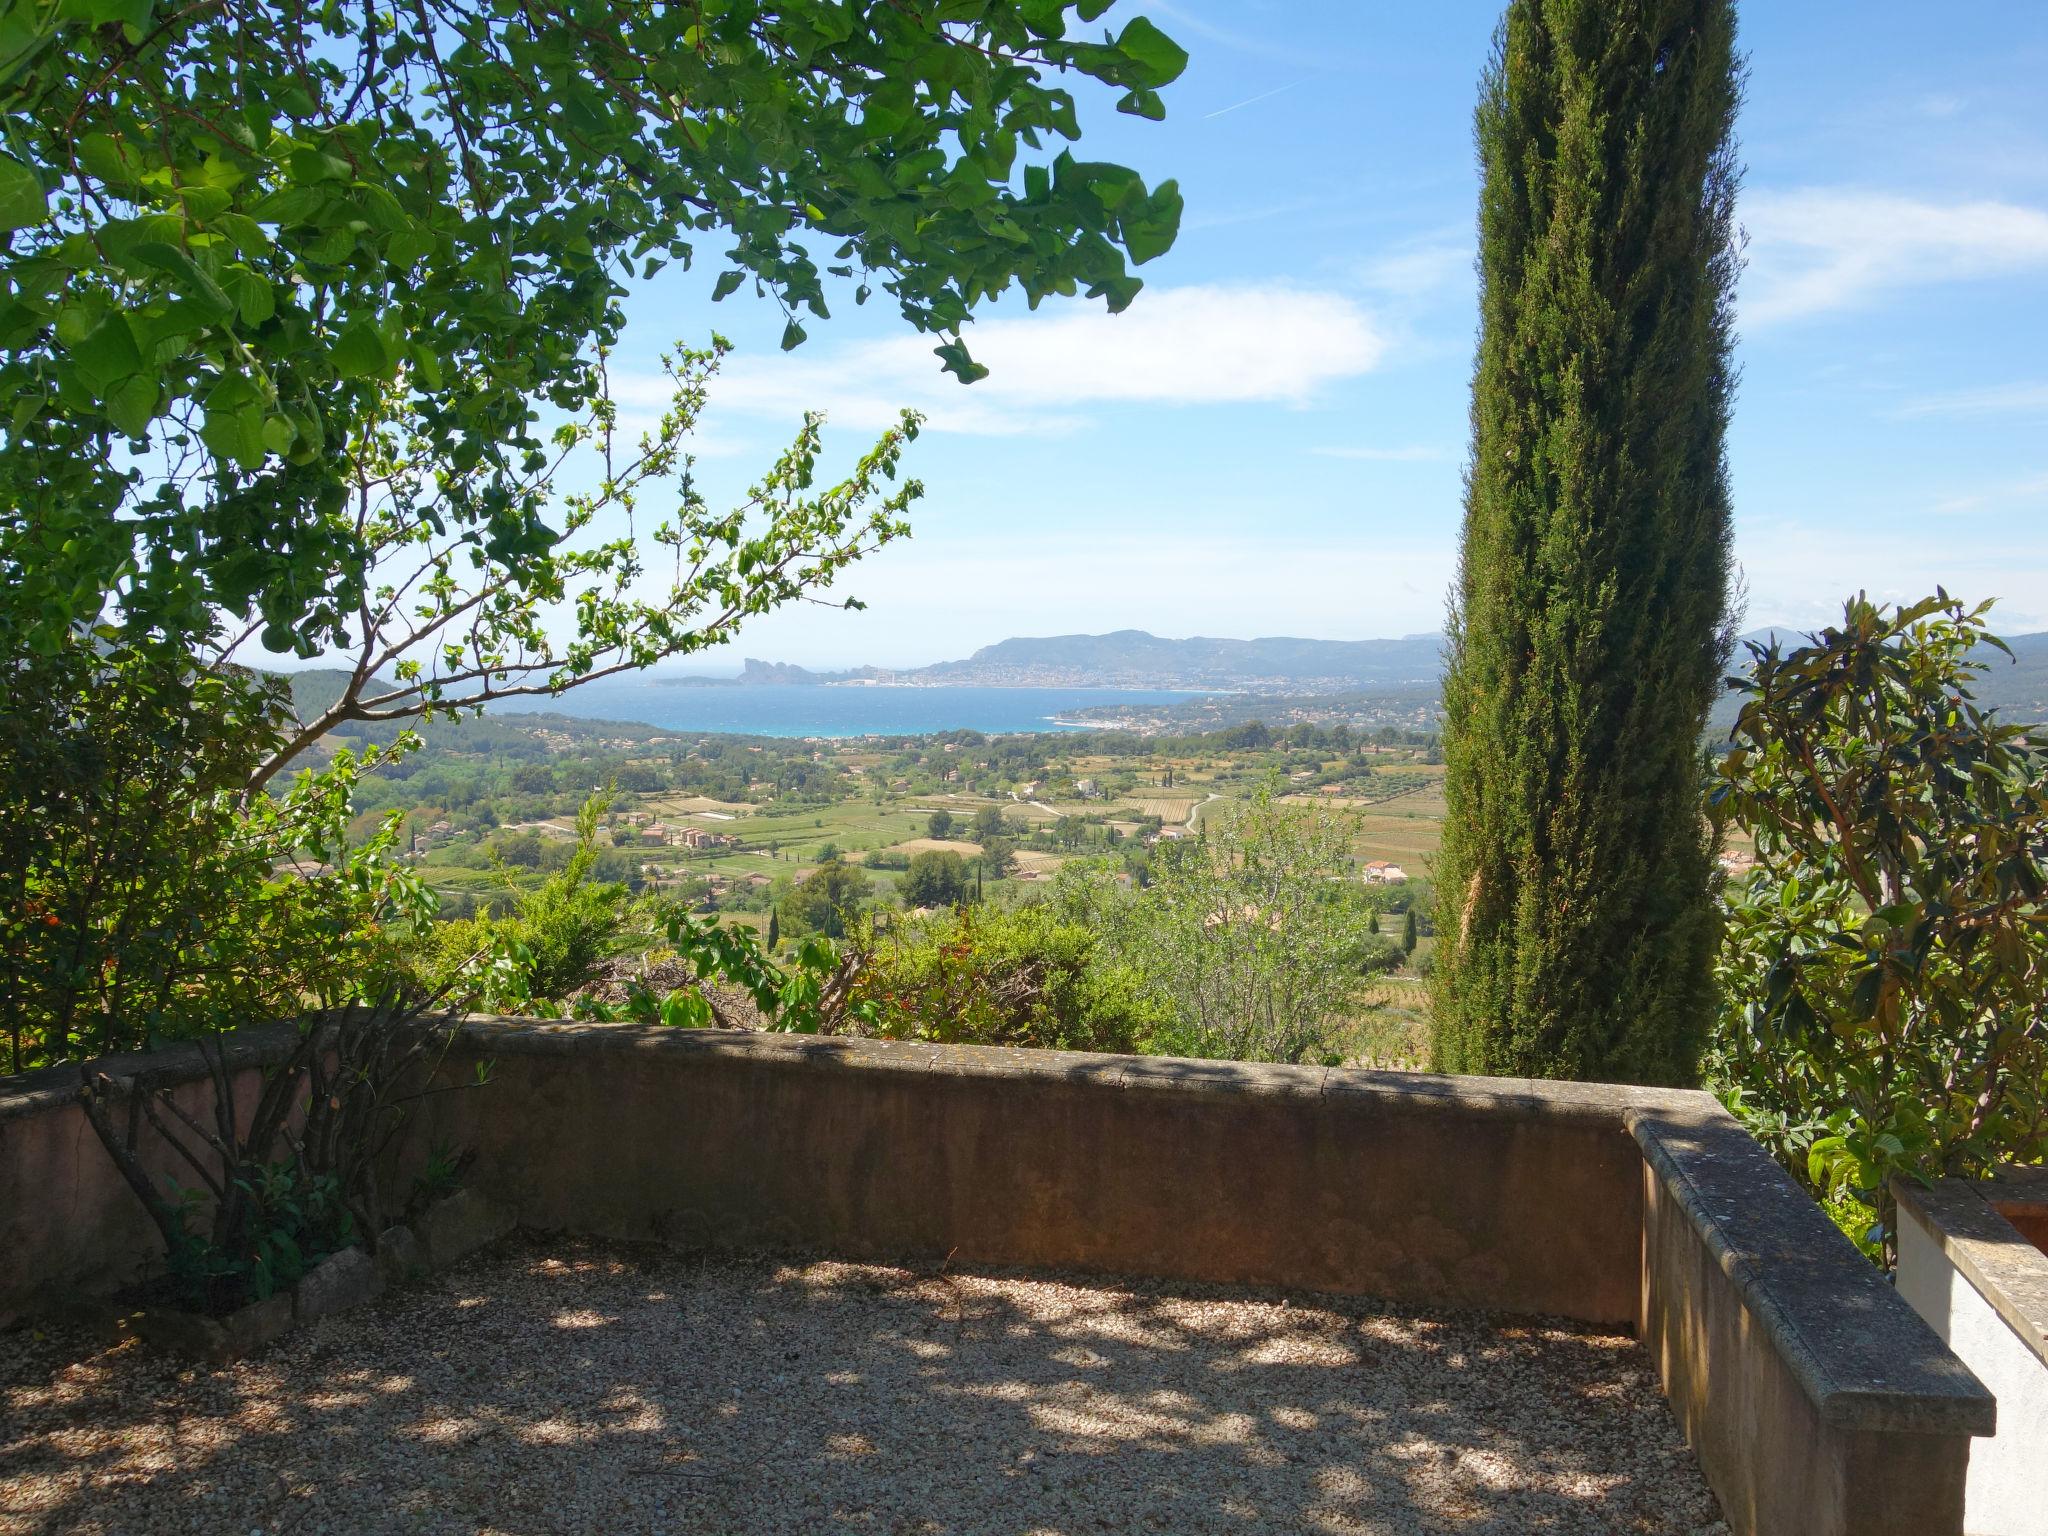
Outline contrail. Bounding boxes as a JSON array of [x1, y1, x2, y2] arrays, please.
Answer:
[[1203, 78, 1305, 120]]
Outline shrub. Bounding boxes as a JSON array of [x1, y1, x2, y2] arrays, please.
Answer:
[[1710, 594, 2048, 1259], [420, 796, 631, 1011], [1058, 781, 1379, 1064], [850, 905, 1170, 1055], [0, 638, 431, 1070]]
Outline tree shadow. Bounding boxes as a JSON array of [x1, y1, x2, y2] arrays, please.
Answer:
[[0, 1236, 1725, 1535]]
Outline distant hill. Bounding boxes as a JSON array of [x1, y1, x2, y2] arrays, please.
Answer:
[[660, 630, 1449, 694], [278, 621, 2048, 735], [918, 630, 1446, 691]]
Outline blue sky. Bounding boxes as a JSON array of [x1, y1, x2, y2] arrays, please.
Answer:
[[599, 1, 2048, 670]]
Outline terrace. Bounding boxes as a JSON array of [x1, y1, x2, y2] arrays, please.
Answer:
[[0, 1023, 1999, 1536]]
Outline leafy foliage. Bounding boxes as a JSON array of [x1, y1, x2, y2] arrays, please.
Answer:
[[1432, 1, 1741, 1086], [422, 794, 630, 1011], [1060, 781, 1380, 1063], [775, 855, 870, 939], [584, 905, 866, 1034], [0, 0, 1184, 654], [0, 636, 431, 1070], [849, 903, 1169, 1054], [1709, 594, 2048, 1258], [237, 343, 923, 790], [901, 848, 972, 908]]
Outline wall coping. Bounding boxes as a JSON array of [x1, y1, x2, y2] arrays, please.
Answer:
[[1636, 1107, 1995, 1436], [1896, 1175, 2048, 1372]]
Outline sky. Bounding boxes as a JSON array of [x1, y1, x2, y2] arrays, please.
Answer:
[[591, 1, 2048, 670]]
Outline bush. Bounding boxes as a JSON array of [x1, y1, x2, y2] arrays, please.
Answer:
[[849, 905, 1171, 1054], [1057, 780, 1379, 1064], [1710, 594, 2048, 1260], [419, 796, 631, 1011], [0, 639, 431, 1070]]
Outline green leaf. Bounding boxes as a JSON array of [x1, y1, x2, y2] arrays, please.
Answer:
[[0, 154, 46, 231], [223, 268, 275, 326], [712, 270, 746, 302], [331, 320, 393, 379], [779, 317, 807, 351], [104, 374, 157, 437], [1116, 88, 1166, 121], [1116, 17, 1190, 86], [932, 336, 989, 384]]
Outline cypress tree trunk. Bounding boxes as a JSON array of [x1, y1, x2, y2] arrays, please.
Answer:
[[1431, 1, 1741, 1085]]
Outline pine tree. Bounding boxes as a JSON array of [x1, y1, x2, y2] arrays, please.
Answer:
[[1431, 2, 1740, 1086]]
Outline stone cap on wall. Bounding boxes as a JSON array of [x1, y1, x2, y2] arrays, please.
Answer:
[[1897, 1173, 2048, 1373], [1637, 1106, 1996, 1437]]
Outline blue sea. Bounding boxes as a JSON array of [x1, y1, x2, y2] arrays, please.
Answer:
[[487, 681, 1205, 738]]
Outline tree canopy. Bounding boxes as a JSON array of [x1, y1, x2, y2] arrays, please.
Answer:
[[0, 0, 1186, 654]]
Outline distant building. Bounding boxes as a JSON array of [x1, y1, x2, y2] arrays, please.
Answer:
[[1361, 860, 1408, 885]]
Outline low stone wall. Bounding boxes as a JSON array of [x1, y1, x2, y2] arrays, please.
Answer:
[[0, 1023, 301, 1325], [1896, 1171, 2048, 1536], [0, 1019, 1999, 1536]]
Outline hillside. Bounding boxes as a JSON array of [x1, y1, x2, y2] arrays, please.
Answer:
[[661, 631, 1448, 694]]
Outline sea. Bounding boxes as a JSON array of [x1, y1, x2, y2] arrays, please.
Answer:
[[487, 680, 1207, 739]]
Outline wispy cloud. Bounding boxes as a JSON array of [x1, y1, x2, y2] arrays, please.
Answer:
[[1312, 444, 1452, 462], [1354, 234, 1472, 303], [1930, 470, 2048, 518], [629, 284, 1390, 438], [1893, 381, 2048, 419], [1741, 189, 2048, 325]]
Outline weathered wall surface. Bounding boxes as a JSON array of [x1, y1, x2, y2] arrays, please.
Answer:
[[1635, 1107, 1992, 1536], [404, 1023, 1651, 1324], [0, 1024, 299, 1326]]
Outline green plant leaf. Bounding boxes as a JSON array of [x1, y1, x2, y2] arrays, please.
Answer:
[[0, 153, 47, 230]]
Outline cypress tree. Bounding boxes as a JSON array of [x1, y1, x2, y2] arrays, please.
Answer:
[[1432, 1, 1741, 1085], [765, 908, 780, 951], [1401, 907, 1419, 956]]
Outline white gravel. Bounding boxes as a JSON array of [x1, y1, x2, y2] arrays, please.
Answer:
[[1, 1237, 1726, 1535]]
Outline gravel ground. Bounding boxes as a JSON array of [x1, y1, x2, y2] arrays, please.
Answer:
[[1, 1237, 1726, 1536]]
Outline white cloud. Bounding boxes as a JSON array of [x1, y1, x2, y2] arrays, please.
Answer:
[[1893, 381, 2048, 419], [631, 284, 1390, 438], [1312, 444, 1453, 462], [1355, 237, 1471, 302], [1741, 189, 2048, 326], [1930, 470, 2048, 518]]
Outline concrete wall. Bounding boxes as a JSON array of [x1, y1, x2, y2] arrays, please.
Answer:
[[0, 1024, 299, 1326], [0, 1019, 1999, 1536], [1635, 1107, 1990, 1536], [1898, 1177, 2048, 1536], [407, 1023, 1650, 1324]]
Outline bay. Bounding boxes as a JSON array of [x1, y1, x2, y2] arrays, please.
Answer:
[[487, 680, 1207, 738]]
